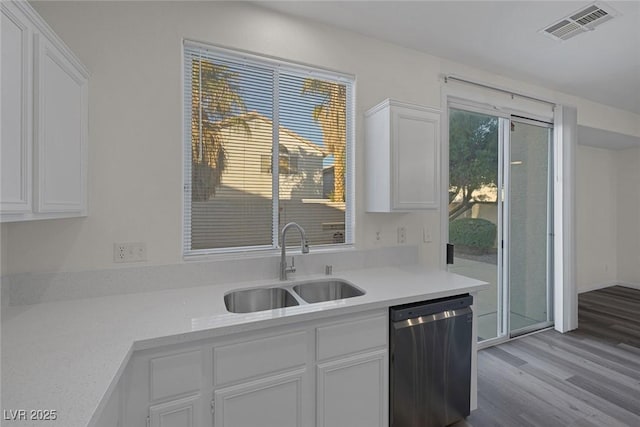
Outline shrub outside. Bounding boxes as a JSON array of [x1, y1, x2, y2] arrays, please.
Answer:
[[449, 218, 497, 254]]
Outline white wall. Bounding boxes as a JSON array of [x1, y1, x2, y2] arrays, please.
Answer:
[[575, 146, 618, 292], [616, 147, 640, 286], [3, 1, 640, 275]]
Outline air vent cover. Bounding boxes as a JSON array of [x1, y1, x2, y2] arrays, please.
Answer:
[[541, 2, 617, 41]]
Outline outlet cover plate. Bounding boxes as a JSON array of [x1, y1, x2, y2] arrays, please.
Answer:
[[113, 242, 147, 263]]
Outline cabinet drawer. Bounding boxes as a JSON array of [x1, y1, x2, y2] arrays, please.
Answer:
[[316, 314, 387, 361], [150, 350, 202, 402], [214, 331, 307, 386]]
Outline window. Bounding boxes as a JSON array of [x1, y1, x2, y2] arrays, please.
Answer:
[[260, 146, 299, 175], [183, 42, 354, 255]]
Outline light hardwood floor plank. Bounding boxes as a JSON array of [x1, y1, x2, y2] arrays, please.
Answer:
[[466, 286, 640, 427]]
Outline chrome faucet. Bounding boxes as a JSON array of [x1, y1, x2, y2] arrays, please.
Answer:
[[280, 222, 309, 280]]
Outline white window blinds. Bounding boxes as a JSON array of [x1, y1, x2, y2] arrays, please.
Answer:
[[183, 42, 354, 255]]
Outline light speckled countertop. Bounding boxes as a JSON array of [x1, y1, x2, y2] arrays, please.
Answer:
[[2, 265, 487, 427]]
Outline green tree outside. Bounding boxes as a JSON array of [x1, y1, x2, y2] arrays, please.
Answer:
[[448, 109, 499, 220], [191, 60, 250, 201], [301, 79, 347, 202]]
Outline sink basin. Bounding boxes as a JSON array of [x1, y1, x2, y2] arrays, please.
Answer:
[[292, 279, 365, 303], [224, 288, 299, 313]]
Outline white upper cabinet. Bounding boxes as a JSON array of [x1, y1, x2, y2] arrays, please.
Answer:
[[1, 1, 88, 222], [1, 3, 32, 214], [34, 33, 87, 213], [365, 99, 440, 212]]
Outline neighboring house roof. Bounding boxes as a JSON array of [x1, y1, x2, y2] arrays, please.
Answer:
[[217, 111, 328, 156]]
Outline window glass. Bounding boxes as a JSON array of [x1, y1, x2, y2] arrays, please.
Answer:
[[184, 44, 353, 254]]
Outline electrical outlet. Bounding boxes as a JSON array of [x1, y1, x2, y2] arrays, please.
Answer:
[[113, 242, 147, 263], [397, 227, 406, 244], [114, 244, 127, 263], [423, 227, 432, 243]]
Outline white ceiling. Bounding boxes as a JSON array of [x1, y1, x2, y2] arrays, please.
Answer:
[[258, 1, 640, 116]]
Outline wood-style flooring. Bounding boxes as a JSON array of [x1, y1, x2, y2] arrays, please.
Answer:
[[462, 285, 640, 427]]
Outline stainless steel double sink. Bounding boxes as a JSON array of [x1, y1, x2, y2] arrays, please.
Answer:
[[224, 279, 365, 313]]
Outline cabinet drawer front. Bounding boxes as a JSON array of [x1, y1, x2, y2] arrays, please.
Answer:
[[317, 314, 387, 361], [150, 350, 203, 402], [214, 331, 307, 386]]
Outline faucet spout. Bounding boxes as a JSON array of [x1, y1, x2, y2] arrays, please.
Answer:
[[280, 222, 309, 280]]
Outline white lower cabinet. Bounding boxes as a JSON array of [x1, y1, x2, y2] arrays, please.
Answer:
[[317, 350, 388, 427], [118, 309, 388, 427], [149, 395, 202, 427], [214, 370, 306, 427]]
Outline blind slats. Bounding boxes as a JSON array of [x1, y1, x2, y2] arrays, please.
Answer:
[[184, 43, 354, 254]]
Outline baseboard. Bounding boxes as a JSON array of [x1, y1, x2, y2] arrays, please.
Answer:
[[577, 281, 618, 294], [617, 281, 640, 291]]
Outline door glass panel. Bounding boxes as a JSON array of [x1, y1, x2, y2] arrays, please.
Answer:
[[448, 108, 501, 342], [509, 120, 553, 334]]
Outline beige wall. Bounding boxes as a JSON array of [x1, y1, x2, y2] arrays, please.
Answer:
[[576, 146, 619, 292], [3, 1, 640, 275], [616, 147, 640, 286]]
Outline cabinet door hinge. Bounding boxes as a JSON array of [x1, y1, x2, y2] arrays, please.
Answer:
[[210, 399, 215, 415], [146, 416, 150, 427]]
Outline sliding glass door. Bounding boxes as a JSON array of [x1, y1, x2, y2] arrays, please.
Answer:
[[508, 118, 554, 336], [448, 106, 554, 344], [448, 107, 503, 341]]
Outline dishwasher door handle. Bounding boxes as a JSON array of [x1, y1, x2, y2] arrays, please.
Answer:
[[392, 307, 472, 330]]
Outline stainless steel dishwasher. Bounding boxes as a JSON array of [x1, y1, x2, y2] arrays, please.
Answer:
[[390, 294, 473, 427]]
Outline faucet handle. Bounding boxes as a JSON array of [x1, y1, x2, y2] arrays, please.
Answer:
[[285, 256, 296, 275]]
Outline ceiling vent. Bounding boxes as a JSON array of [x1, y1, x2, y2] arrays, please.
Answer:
[[540, 2, 617, 41]]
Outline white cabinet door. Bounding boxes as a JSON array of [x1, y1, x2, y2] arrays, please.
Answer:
[[365, 99, 440, 212], [391, 105, 440, 210], [1, 2, 32, 214], [317, 350, 388, 427], [214, 370, 306, 427], [149, 395, 201, 427], [34, 33, 87, 214]]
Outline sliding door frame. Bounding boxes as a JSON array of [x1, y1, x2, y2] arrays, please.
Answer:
[[442, 95, 560, 349], [445, 99, 511, 348], [508, 116, 555, 338]]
